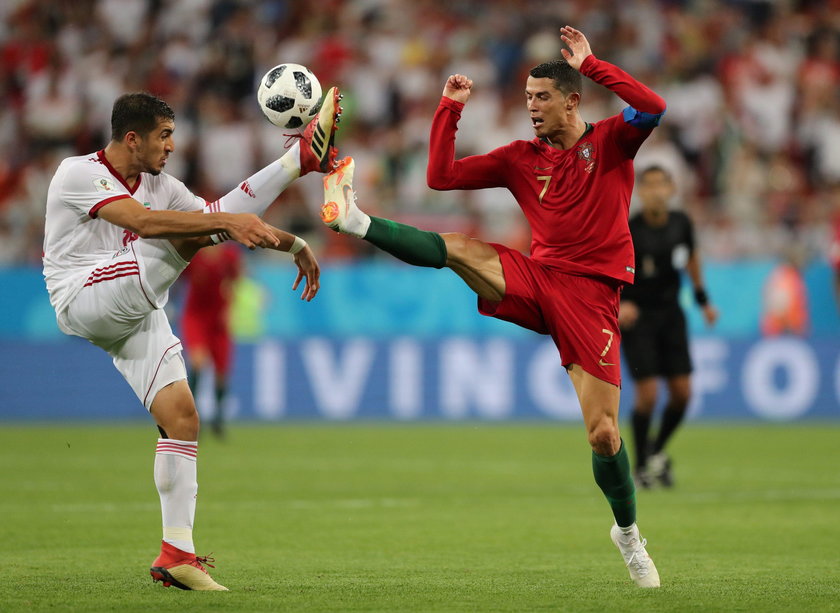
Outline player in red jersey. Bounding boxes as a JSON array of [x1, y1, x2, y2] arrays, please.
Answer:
[[321, 27, 664, 587], [180, 243, 242, 437]]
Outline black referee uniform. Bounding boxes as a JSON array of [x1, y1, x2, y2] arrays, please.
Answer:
[[621, 210, 695, 380]]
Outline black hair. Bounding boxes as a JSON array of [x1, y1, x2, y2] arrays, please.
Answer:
[[529, 60, 582, 96], [638, 165, 673, 182], [110, 92, 175, 142]]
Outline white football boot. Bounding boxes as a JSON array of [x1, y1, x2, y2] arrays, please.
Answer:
[[610, 523, 660, 588], [647, 452, 674, 488], [320, 157, 370, 238]]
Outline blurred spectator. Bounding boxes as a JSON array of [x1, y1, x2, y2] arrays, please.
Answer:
[[1, 0, 840, 265], [761, 244, 811, 337]]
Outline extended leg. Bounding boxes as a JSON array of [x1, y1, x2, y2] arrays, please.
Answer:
[[321, 157, 505, 301]]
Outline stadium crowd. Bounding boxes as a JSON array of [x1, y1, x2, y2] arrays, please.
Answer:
[[1, 0, 838, 264]]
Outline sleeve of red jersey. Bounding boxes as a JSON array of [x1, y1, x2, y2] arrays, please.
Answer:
[[580, 55, 666, 157], [426, 96, 510, 191], [580, 55, 666, 120]]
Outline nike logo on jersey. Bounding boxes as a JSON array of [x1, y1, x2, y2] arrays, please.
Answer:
[[598, 359, 615, 367]]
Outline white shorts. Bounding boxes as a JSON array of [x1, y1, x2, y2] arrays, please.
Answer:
[[58, 239, 190, 410]]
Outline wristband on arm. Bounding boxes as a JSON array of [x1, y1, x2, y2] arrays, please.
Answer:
[[202, 202, 229, 244], [289, 236, 307, 255], [694, 287, 709, 307]]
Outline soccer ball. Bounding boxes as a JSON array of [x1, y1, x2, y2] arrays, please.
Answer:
[[257, 63, 323, 129]]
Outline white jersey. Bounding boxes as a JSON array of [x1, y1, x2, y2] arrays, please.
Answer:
[[43, 150, 204, 315]]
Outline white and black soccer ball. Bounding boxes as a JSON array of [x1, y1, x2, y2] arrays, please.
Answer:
[[257, 63, 323, 129]]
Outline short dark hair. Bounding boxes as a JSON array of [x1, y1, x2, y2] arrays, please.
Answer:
[[638, 165, 673, 182], [110, 92, 175, 142], [529, 60, 582, 96]]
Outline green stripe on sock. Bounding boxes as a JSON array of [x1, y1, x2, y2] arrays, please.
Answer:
[[365, 217, 447, 269], [592, 439, 637, 528]]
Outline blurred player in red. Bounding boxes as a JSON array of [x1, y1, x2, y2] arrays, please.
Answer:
[[181, 243, 242, 438], [321, 27, 664, 588]]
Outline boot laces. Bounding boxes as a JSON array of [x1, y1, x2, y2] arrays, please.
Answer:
[[626, 538, 651, 576], [283, 133, 302, 149], [191, 553, 216, 571]]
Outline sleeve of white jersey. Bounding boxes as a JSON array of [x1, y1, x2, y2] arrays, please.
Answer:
[[60, 160, 133, 219], [164, 173, 205, 212]]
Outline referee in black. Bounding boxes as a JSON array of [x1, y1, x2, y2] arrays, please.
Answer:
[[619, 166, 718, 488]]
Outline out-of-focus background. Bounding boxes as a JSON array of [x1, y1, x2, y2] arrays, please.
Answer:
[[1, 0, 839, 421]]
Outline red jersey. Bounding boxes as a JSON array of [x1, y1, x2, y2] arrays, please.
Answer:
[[427, 55, 666, 284], [182, 244, 242, 322]]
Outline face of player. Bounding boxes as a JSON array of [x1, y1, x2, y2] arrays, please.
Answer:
[[135, 119, 175, 176], [525, 76, 578, 140], [637, 170, 674, 216]]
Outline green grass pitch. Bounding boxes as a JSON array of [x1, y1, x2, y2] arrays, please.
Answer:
[[1, 422, 839, 612]]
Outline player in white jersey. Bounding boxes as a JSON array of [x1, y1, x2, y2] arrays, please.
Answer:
[[43, 90, 342, 591]]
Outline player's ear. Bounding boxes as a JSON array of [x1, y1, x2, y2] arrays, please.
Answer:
[[565, 92, 581, 111], [124, 130, 140, 149]]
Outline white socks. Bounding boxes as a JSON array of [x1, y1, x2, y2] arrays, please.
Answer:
[[204, 145, 302, 219], [341, 204, 371, 238], [618, 523, 638, 537], [154, 438, 198, 554]]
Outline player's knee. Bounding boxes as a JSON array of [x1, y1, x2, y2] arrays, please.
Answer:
[[155, 403, 200, 441], [588, 418, 620, 455], [668, 391, 690, 411], [668, 380, 691, 409], [440, 232, 472, 263], [633, 397, 656, 415], [633, 380, 658, 414], [174, 409, 200, 441]]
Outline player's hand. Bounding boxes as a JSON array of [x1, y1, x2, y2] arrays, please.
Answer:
[[292, 244, 320, 301], [442, 74, 473, 104], [226, 213, 281, 250], [560, 26, 592, 71], [702, 304, 719, 327], [618, 300, 639, 330]]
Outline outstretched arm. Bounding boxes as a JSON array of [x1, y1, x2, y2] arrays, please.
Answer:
[[561, 26, 666, 117], [427, 74, 510, 191], [97, 197, 280, 250]]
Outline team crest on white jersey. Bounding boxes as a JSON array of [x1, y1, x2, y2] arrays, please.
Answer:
[[93, 176, 117, 192]]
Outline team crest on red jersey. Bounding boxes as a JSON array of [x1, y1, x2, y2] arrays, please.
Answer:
[[577, 142, 596, 174]]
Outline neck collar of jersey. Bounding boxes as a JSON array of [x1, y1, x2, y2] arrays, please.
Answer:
[[97, 149, 141, 195], [539, 122, 593, 149]]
